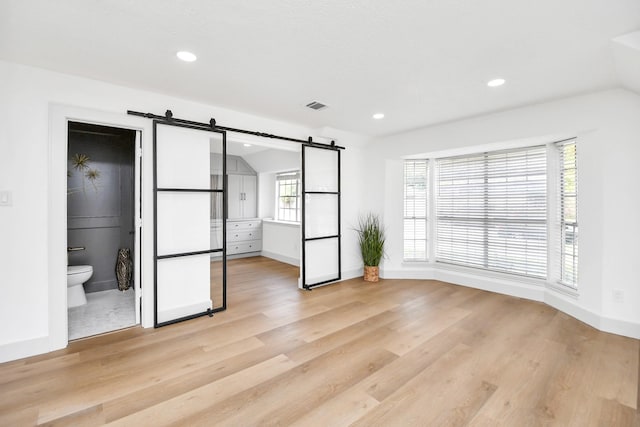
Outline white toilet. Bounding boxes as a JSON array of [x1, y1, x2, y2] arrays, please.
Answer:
[[67, 265, 93, 308]]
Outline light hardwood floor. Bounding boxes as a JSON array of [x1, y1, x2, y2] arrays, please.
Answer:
[[1, 257, 638, 426]]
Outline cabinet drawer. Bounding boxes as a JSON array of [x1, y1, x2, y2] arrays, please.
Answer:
[[227, 241, 262, 255], [228, 230, 262, 242], [227, 220, 261, 231]]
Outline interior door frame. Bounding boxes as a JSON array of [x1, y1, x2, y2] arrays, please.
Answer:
[[133, 130, 142, 324], [301, 143, 342, 289], [153, 120, 227, 327], [45, 105, 155, 360], [66, 120, 143, 329]]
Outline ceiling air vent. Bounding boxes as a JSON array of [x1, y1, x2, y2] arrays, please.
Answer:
[[305, 101, 328, 111]]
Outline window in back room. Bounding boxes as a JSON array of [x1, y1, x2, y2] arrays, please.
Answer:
[[276, 171, 301, 222]]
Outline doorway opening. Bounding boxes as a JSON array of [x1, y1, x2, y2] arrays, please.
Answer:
[[222, 139, 301, 292], [127, 108, 342, 328], [66, 121, 141, 340]]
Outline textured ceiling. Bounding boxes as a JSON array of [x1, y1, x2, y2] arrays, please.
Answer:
[[1, 0, 639, 136]]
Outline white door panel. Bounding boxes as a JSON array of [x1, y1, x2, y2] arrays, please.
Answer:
[[301, 145, 341, 289], [154, 122, 226, 326]]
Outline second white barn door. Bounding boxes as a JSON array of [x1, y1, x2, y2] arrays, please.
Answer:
[[301, 144, 341, 289]]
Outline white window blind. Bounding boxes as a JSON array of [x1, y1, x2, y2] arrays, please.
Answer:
[[276, 171, 301, 222], [404, 160, 428, 261], [436, 146, 547, 278], [557, 140, 578, 287]]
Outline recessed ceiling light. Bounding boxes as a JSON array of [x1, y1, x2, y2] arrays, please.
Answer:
[[372, 113, 385, 120], [243, 143, 252, 147], [487, 78, 506, 87], [176, 51, 197, 62]]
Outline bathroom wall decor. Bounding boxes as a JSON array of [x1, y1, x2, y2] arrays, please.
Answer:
[[67, 153, 101, 194]]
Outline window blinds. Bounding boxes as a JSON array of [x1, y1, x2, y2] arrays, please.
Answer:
[[404, 160, 428, 261], [557, 140, 578, 287], [276, 171, 301, 222], [436, 146, 547, 278], [276, 171, 301, 181]]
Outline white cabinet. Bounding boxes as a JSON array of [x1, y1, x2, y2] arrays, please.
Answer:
[[210, 153, 257, 220], [211, 219, 262, 258], [228, 174, 257, 219], [227, 219, 262, 256], [210, 153, 260, 257]]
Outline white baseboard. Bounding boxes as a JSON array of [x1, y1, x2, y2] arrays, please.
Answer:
[[157, 300, 213, 325], [544, 290, 640, 339], [341, 268, 363, 281], [382, 266, 544, 301], [543, 290, 601, 329], [0, 335, 57, 364], [383, 265, 640, 340], [381, 267, 436, 280], [599, 316, 640, 339], [261, 250, 299, 267], [434, 269, 545, 302]]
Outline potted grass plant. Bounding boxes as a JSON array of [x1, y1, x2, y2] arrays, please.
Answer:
[[355, 213, 386, 282]]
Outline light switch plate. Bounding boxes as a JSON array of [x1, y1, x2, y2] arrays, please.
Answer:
[[0, 191, 12, 206]]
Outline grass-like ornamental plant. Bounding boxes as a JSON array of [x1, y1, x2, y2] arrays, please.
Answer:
[[355, 213, 386, 267]]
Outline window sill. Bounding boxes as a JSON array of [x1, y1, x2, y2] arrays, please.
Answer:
[[399, 261, 580, 299], [401, 260, 433, 267], [433, 261, 547, 287], [263, 219, 300, 227], [401, 259, 548, 286]]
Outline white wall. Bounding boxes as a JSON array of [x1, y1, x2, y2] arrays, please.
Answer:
[[326, 129, 370, 280], [244, 148, 300, 174], [257, 172, 276, 219], [367, 88, 640, 338], [246, 147, 300, 221], [0, 60, 367, 362], [262, 221, 300, 266]]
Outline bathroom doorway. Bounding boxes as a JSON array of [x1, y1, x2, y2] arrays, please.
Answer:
[[67, 121, 140, 340]]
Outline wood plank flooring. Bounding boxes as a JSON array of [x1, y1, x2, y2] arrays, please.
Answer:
[[0, 256, 638, 426]]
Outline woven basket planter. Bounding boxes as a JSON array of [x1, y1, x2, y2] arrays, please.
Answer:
[[363, 266, 379, 282]]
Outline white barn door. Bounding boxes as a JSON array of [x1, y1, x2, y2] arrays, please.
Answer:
[[301, 144, 341, 289], [154, 121, 226, 326]]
